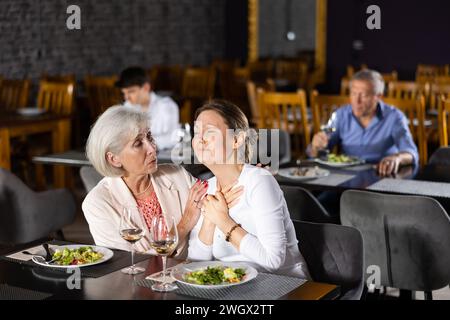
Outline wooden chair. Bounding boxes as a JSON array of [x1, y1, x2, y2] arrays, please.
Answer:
[[387, 81, 429, 100], [41, 73, 76, 83], [247, 59, 274, 83], [37, 80, 75, 116], [0, 79, 30, 111], [32, 80, 76, 189], [256, 89, 310, 157], [84, 75, 122, 121], [382, 95, 427, 165], [148, 65, 183, 95], [275, 60, 308, 89], [180, 67, 216, 123], [416, 64, 449, 84], [429, 83, 450, 112], [217, 67, 252, 120], [310, 90, 349, 134], [246, 79, 275, 126], [438, 96, 450, 147], [434, 76, 450, 85]]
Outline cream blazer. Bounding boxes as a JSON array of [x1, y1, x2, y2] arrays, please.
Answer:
[[82, 164, 196, 258]]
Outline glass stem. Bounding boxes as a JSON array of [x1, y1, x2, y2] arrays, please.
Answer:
[[162, 255, 167, 285], [131, 244, 135, 269]]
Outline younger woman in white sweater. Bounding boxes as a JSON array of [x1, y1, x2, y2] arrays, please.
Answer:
[[188, 100, 310, 279]]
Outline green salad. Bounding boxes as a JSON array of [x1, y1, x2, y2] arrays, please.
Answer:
[[327, 153, 355, 163], [184, 266, 246, 285], [52, 246, 103, 266]]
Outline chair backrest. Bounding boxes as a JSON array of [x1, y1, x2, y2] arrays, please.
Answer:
[[310, 90, 349, 134], [382, 95, 427, 165], [429, 83, 450, 111], [341, 190, 450, 292], [247, 59, 274, 83], [246, 79, 275, 125], [428, 147, 450, 166], [41, 73, 76, 83], [0, 79, 30, 111], [0, 169, 76, 245], [149, 65, 183, 94], [416, 64, 449, 84], [37, 80, 75, 116], [275, 60, 308, 88], [387, 81, 428, 100], [293, 220, 364, 300], [80, 166, 103, 193], [181, 67, 216, 100], [257, 89, 310, 157], [280, 185, 335, 223], [84, 75, 122, 120], [438, 96, 450, 147]]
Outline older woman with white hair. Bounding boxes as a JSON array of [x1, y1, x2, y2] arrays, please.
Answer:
[[82, 105, 241, 257]]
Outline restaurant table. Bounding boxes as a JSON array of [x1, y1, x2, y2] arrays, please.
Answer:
[[0, 246, 339, 300], [0, 111, 72, 188], [275, 160, 418, 192]]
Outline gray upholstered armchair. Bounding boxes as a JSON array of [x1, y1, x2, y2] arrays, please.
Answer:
[[0, 169, 76, 246]]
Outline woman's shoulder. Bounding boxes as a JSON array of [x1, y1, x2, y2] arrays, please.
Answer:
[[241, 165, 279, 190], [82, 177, 115, 212]]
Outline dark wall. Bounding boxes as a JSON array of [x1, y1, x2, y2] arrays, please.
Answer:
[[224, 0, 248, 65], [0, 0, 226, 80], [326, 0, 450, 93]]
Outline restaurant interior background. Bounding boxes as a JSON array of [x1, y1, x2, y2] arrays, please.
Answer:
[[0, 0, 449, 301]]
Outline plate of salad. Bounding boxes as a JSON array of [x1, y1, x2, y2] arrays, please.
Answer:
[[315, 153, 365, 167], [31, 245, 113, 268], [171, 261, 258, 289]]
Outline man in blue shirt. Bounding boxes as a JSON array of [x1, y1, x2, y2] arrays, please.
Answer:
[[308, 69, 418, 176]]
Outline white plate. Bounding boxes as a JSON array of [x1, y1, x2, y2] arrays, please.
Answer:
[[31, 244, 114, 269], [315, 157, 365, 168], [277, 166, 330, 181], [171, 261, 258, 289], [17, 108, 46, 116]]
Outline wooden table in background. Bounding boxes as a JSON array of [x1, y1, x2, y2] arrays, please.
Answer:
[[0, 112, 71, 188]]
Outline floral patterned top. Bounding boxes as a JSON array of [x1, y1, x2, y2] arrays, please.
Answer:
[[135, 191, 163, 230]]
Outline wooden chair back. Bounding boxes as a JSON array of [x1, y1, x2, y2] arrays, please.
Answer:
[[84, 75, 122, 120], [37, 80, 75, 116], [257, 89, 310, 156], [438, 96, 450, 147], [0, 79, 30, 111], [382, 95, 427, 165], [310, 90, 349, 134]]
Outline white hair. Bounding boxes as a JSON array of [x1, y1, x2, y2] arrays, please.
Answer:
[[86, 105, 149, 177], [350, 69, 385, 95]]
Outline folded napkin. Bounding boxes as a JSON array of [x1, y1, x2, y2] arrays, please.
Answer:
[[145, 261, 189, 283], [6, 244, 59, 262]]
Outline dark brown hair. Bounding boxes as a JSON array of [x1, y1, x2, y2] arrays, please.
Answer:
[[195, 99, 253, 162]]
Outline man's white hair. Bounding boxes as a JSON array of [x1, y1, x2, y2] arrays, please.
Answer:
[[350, 69, 385, 95]]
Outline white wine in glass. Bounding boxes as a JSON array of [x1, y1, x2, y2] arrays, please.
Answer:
[[119, 205, 146, 275], [149, 215, 178, 292]]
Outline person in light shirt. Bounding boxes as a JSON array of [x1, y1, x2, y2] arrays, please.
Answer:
[[116, 66, 179, 150], [187, 99, 311, 279]]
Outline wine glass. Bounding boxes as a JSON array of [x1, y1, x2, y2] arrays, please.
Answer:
[[318, 111, 338, 158], [149, 215, 179, 292], [119, 205, 146, 275]]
